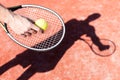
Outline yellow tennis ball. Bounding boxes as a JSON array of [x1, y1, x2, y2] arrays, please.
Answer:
[[35, 18, 48, 31]]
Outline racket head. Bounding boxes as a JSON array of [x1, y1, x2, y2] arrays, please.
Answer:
[[6, 4, 65, 51]]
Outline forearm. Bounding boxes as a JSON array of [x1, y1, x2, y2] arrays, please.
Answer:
[[0, 4, 14, 23]]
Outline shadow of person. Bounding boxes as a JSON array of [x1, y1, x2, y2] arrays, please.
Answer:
[[0, 13, 110, 80]]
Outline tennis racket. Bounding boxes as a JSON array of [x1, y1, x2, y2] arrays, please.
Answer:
[[80, 38, 116, 57], [0, 4, 65, 51]]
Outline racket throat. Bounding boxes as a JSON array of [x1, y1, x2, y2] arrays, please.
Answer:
[[0, 22, 9, 33], [4, 23, 9, 33], [8, 5, 22, 11]]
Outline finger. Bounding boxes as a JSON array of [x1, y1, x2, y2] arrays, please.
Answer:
[[40, 29, 44, 33], [28, 28, 37, 34], [30, 24, 40, 32], [21, 34, 27, 37], [24, 32, 32, 37]]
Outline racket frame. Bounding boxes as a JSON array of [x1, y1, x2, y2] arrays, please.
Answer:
[[0, 4, 65, 51]]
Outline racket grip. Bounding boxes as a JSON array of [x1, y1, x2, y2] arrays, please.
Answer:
[[8, 5, 22, 11]]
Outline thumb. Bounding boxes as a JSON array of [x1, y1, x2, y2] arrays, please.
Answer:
[[30, 24, 40, 31]]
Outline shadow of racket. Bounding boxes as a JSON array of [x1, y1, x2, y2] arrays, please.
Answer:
[[80, 38, 116, 57]]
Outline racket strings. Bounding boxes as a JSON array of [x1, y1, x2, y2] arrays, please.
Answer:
[[33, 30, 63, 49], [7, 7, 64, 50]]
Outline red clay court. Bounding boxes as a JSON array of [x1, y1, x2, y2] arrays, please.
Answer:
[[0, 0, 120, 80]]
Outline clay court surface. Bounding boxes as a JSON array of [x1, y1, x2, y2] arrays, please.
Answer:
[[0, 0, 120, 80]]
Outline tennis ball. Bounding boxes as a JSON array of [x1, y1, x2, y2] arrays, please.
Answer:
[[35, 18, 48, 31]]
